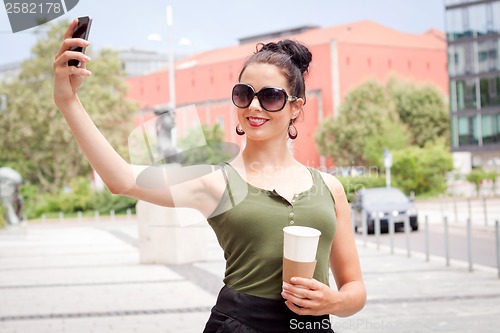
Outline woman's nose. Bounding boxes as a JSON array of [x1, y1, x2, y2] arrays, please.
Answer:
[[248, 96, 263, 111]]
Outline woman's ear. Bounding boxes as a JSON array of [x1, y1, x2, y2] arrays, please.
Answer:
[[291, 97, 305, 120]]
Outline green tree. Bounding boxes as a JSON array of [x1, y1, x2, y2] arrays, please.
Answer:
[[363, 117, 411, 170], [0, 20, 137, 192], [178, 124, 234, 165], [392, 139, 453, 195], [387, 77, 449, 147], [315, 77, 450, 175], [315, 80, 403, 166], [466, 168, 487, 197], [486, 170, 498, 194]]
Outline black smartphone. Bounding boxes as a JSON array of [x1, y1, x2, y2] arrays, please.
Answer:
[[68, 16, 92, 67]]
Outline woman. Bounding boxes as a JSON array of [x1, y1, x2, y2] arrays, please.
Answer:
[[53, 19, 365, 333]]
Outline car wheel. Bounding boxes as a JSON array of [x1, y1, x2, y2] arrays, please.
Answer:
[[411, 224, 419, 231]]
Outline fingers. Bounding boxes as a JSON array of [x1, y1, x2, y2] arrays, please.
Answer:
[[55, 38, 90, 60], [54, 50, 91, 71], [284, 300, 313, 316], [289, 277, 320, 290], [282, 289, 312, 306], [55, 19, 88, 60], [54, 64, 92, 79], [282, 278, 328, 315], [64, 18, 79, 39], [282, 282, 314, 300], [54, 55, 91, 78]]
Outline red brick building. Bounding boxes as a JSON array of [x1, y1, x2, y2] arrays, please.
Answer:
[[126, 20, 448, 168]]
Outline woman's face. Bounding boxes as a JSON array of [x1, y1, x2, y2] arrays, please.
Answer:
[[237, 63, 303, 142]]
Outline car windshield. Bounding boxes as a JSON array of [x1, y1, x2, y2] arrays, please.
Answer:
[[363, 189, 409, 205]]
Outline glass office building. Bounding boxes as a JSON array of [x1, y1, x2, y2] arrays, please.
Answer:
[[446, 0, 500, 169]]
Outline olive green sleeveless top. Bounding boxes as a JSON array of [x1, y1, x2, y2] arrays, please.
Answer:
[[208, 163, 337, 300]]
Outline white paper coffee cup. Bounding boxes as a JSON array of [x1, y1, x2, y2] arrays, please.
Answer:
[[283, 226, 321, 262]]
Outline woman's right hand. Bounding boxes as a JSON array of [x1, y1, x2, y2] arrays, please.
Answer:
[[53, 18, 92, 108]]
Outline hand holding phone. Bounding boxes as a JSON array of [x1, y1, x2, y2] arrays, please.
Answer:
[[68, 16, 92, 67]]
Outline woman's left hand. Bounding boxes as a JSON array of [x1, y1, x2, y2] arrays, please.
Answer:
[[281, 277, 342, 316]]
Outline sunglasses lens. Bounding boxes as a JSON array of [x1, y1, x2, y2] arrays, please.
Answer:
[[259, 88, 286, 111], [232, 84, 254, 108]]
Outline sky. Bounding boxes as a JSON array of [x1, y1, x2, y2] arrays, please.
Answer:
[[0, 0, 446, 65]]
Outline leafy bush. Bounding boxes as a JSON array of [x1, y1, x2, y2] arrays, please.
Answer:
[[23, 177, 137, 219], [391, 139, 453, 196], [0, 204, 6, 229], [90, 187, 137, 214], [486, 170, 498, 194], [466, 168, 485, 196], [178, 124, 234, 165], [337, 176, 386, 202], [466, 168, 498, 196]]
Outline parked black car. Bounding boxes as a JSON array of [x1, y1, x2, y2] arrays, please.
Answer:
[[352, 187, 418, 234]]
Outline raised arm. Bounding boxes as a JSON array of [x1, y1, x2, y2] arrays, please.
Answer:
[[52, 19, 222, 214]]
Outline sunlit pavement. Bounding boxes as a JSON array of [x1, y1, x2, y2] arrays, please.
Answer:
[[414, 197, 500, 229], [1, 217, 499, 333]]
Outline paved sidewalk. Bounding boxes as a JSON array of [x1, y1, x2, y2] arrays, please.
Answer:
[[0, 218, 499, 333], [414, 197, 500, 229]]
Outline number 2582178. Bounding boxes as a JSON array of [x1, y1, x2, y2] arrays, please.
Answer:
[[5, 2, 62, 14]]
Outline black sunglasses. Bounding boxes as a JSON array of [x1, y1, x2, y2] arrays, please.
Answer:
[[231, 83, 298, 112]]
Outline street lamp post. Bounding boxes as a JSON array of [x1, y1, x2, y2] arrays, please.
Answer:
[[166, 5, 175, 111], [384, 148, 392, 188]]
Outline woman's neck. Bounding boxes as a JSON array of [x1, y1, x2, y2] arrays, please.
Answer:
[[240, 138, 297, 169]]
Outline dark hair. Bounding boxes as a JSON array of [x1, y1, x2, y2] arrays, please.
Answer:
[[238, 39, 312, 104]]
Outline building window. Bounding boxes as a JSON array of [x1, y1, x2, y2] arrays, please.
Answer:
[[446, 7, 467, 41], [481, 113, 500, 144], [458, 115, 479, 146], [450, 84, 457, 112], [446, 4, 493, 41], [493, 1, 500, 34], [346, 57, 350, 66], [468, 4, 489, 37], [455, 79, 477, 110], [451, 116, 457, 147], [450, 43, 475, 76], [480, 76, 500, 108], [478, 39, 499, 73], [498, 113, 500, 141]]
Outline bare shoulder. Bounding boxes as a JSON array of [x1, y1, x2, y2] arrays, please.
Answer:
[[317, 170, 347, 203]]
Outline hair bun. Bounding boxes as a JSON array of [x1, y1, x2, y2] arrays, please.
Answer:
[[276, 40, 312, 75], [259, 40, 312, 75]]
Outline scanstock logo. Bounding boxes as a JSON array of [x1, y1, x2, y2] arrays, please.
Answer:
[[3, 0, 80, 33]]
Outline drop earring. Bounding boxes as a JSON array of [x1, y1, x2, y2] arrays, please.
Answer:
[[236, 124, 245, 136], [288, 124, 298, 140]]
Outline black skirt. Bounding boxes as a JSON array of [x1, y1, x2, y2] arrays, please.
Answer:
[[203, 286, 335, 333]]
